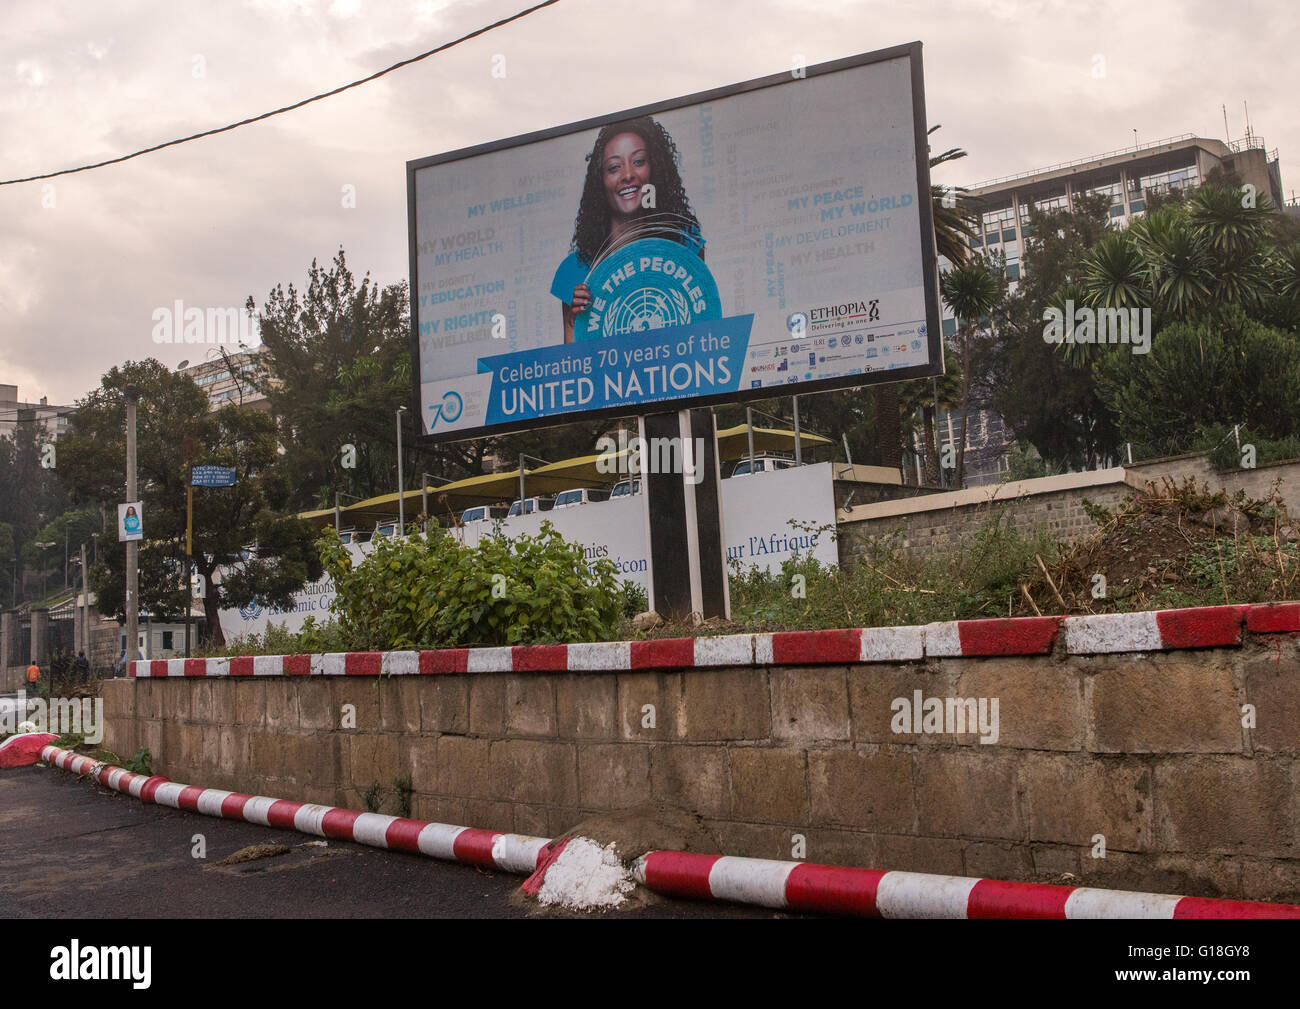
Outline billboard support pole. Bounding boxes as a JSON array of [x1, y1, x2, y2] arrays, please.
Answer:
[[641, 408, 729, 621], [745, 408, 755, 473], [793, 397, 803, 465], [396, 406, 407, 535], [518, 455, 525, 505]]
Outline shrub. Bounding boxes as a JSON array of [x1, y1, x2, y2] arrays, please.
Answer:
[[1200, 424, 1300, 472], [729, 509, 1059, 630], [317, 523, 625, 649], [197, 615, 350, 658]]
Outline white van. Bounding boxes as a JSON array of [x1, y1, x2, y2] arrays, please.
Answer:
[[730, 455, 798, 477], [460, 504, 509, 524], [507, 496, 555, 517], [553, 487, 611, 509]]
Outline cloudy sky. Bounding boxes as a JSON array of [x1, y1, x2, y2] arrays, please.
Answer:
[[2, 0, 1295, 405]]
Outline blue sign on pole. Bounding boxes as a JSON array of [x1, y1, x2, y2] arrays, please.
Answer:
[[191, 465, 237, 487]]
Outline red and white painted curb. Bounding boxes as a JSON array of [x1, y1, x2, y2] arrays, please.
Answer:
[[126, 602, 1300, 679], [34, 745, 1300, 919], [631, 850, 1300, 919], [38, 745, 549, 874], [0, 732, 58, 768]]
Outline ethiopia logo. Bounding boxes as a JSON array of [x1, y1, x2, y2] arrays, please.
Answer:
[[239, 598, 264, 621], [579, 238, 721, 340]]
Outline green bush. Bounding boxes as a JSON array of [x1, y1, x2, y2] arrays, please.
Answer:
[[197, 615, 350, 658], [317, 523, 625, 649], [729, 509, 1058, 630], [1200, 424, 1300, 472]]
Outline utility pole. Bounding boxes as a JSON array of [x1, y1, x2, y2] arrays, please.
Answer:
[[183, 436, 195, 659], [124, 385, 139, 675], [79, 541, 89, 659]]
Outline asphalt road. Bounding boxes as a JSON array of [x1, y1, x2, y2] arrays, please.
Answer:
[[0, 763, 782, 919]]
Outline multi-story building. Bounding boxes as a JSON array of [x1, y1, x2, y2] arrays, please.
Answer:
[[178, 349, 271, 412], [930, 133, 1286, 486], [965, 132, 1284, 284], [0, 384, 73, 441]]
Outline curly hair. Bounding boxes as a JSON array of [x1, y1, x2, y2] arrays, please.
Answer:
[[570, 116, 701, 267]]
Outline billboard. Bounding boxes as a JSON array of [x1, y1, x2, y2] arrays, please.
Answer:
[[408, 43, 941, 441]]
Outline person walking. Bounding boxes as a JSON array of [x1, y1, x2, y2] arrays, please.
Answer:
[[74, 650, 90, 683], [25, 660, 40, 687]]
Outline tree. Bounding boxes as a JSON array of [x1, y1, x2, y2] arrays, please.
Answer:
[[0, 418, 68, 603], [941, 258, 1005, 485], [984, 191, 1124, 470], [58, 359, 321, 646], [1082, 183, 1277, 326], [897, 344, 962, 485], [875, 126, 979, 472], [1095, 308, 1300, 455], [249, 249, 490, 514]]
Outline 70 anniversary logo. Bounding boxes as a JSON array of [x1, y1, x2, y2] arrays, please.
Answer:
[[428, 390, 464, 429]]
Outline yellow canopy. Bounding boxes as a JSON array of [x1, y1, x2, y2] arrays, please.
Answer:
[[299, 426, 830, 528], [716, 424, 832, 460]]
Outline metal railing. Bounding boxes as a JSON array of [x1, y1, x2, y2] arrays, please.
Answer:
[[969, 134, 1199, 191]]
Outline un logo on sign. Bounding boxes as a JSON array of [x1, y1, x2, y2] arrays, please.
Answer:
[[580, 238, 721, 340], [239, 598, 264, 621]]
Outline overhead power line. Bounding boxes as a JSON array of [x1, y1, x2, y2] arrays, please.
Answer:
[[0, 0, 561, 187]]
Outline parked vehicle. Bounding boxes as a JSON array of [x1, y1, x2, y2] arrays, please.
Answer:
[[729, 454, 798, 477], [611, 478, 642, 498], [373, 520, 399, 539], [506, 496, 555, 517], [337, 527, 371, 545], [460, 504, 509, 524], [553, 487, 611, 509]]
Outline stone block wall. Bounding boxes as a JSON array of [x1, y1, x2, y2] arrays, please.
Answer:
[[100, 629, 1300, 903]]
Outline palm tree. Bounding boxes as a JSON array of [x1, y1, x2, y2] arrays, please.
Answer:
[[876, 126, 978, 472], [1080, 183, 1275, 326], [897, 344, 962, 486], [940, 260, 1002, 485]]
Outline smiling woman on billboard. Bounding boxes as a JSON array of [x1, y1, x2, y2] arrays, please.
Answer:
[[550, 115, 719, 343]]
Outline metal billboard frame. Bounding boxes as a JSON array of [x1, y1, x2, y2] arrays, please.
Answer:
[[407, 41, 942, 444]]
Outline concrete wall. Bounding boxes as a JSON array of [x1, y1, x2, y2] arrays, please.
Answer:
[[100, 637, 1300, 903], [836, 455, 1300, 560], [837, 468, 1135, 558]]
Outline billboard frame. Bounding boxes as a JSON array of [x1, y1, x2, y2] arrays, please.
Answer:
[[407, 41, 942, 444]]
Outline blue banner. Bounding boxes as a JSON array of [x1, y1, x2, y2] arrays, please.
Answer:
[[476, 314, 753, 425], [191, 465, 237, 487]]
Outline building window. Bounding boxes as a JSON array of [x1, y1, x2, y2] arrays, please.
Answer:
[[162, 631, 174, 650]]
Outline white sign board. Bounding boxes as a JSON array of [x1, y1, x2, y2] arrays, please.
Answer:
[[118, 502, 144, 542], [219, 464, 838, 639]]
